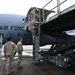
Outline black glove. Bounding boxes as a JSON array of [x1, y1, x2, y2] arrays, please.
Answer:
[[4, 54, 6, 57]]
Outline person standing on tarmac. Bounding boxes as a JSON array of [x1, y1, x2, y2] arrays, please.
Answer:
[[17, 37, 23, 68], [4, 37, 16, 75]]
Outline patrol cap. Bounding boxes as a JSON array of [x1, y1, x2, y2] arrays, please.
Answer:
[[7, 37, 11, 41]]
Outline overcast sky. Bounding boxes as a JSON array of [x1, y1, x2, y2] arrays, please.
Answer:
[[0, 0, 75, 16]]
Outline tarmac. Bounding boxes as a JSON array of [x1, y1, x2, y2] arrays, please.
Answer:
[[0, 45, 75, 75]]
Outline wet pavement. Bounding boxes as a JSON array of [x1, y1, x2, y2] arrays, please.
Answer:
[[0, 56, 75, 75]]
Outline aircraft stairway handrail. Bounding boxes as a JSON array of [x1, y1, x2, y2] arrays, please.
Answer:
[[42, 0, 67, 23]]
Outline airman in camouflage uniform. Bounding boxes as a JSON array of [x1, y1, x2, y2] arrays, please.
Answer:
[[4, 37, 16, 75], [17, 38, 23, 68]]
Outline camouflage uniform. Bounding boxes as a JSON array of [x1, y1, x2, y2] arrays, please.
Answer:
[[4, 41, 16, 74], [17, 41, 23, 66]]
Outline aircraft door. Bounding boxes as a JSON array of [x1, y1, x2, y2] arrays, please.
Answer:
[[0, 34, 3, 48]]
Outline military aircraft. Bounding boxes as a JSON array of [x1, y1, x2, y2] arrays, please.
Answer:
[[0, 14, 31, 45], [0, 14, 57, 46], [0, 14, 75, 46]]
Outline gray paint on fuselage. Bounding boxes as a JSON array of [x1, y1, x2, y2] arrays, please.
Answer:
[[0, 25, 24, 31], [0, 14, 27, 44], [0, 26, 8, 30], [0, 14, 64, 46]]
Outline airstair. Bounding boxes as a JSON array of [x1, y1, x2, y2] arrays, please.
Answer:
[[24, 0, 75, 70], [40, 0, 75, 70]]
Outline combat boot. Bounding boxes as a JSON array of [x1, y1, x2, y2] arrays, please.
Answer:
[[10, 69, 15, 73], [17, 64, 23, 69], [6, 70, 11, 75]]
